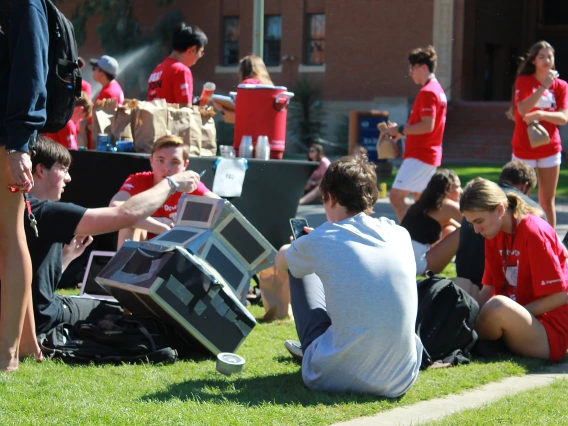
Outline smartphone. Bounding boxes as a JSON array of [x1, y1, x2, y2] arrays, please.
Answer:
[[290, 218, 309, 240]]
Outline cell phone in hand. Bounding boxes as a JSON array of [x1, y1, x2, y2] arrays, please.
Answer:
[[290, 218, 309, 240]]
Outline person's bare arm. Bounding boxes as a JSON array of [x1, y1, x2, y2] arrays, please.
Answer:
[[109, 190, 171, 234], [74, 170, 200, 236], [524, 291, 568, 317], [517, 70, 558, 116], [523, 109, 568, 126], [275, 244, 291, 272], [386, 116, 435, 137]]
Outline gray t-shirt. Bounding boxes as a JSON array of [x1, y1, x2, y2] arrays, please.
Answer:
[[286, 213, 423, 397]]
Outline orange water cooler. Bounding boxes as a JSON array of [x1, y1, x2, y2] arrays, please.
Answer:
[[233, 84, 294, 159]]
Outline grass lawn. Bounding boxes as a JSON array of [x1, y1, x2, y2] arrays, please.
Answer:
[[380, 163, 568, 198], [1, 269, 553, 426], [425, 379, 568, 425]]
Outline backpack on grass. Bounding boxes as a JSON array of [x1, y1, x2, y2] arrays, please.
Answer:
[[1, 0, 82, 133], [415, 272, 479, 369], [38, 315, 190, 364]]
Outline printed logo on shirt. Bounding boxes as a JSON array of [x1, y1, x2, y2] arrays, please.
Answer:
[[163, 204, 177, 212], [499, 249, 520, 257], [534, 88, 556, 110], [148, 71, 163, 90], [541, 278, 563, 286]]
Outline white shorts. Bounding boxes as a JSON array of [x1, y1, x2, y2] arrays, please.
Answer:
[[512, 152, 561, 168], [411, 240, 429, 276], [392, 158, 437, 193]]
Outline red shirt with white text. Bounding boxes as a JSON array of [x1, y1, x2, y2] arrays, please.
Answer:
[[147, 58, 193, 104], [512, 75, 568, 159]]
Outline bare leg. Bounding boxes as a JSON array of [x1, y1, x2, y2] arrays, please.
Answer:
[[299, 186, 321, 205], [425, 228, 460, 274], [19, 294, 42, 361], [0, 150, 33, 371], [476, 295, 550, 360], [117, 228, 147, 250], [389, 188, 411, 223], [536, 165, 559, 228]]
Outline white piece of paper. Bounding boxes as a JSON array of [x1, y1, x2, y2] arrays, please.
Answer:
[[212, 158, 247, 197]]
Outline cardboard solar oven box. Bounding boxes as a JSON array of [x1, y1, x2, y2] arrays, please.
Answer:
[[95, 242, 256, 355], [146, 195, 277, 301]]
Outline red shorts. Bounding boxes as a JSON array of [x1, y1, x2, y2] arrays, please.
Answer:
[[540, 318, 568, 362]]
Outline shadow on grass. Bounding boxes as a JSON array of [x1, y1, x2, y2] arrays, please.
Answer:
[[140, 371, 403, 407]]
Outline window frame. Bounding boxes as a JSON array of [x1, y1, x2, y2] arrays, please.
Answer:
[[305, 13, 326, 65]]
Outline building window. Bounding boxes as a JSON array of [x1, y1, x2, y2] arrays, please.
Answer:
[[306, 14, 325, 65], [222, 17, 240, 66], [264, 15, 282, 66]]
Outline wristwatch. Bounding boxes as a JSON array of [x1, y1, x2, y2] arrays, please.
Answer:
[[165, 176, 179, 193]]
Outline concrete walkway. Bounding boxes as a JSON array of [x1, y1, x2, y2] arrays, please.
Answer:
[[331, 361, 568, 426]]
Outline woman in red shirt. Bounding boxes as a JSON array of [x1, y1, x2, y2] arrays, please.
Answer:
[[214, 55, 274, 123], [460, 177, 568, 361], [512, 41, 568, 229]]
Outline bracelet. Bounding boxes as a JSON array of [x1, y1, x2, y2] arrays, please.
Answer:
[[540, 85, 549, 91], [6, 149, 21, 155], [165, 176, 179, 193]]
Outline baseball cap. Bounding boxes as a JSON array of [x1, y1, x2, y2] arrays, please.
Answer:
[[89, 55, 119, 77]]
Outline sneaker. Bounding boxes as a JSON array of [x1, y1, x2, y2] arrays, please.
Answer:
[[284, 339, 303, 362]]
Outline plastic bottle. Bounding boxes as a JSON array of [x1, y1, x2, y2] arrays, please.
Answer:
[[239, 135, 253, 158], [254, 136, 270, 160]]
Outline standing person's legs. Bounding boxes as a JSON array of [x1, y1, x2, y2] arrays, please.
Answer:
[[536, 164, 560, 229], [513, 153, 560, 228], [288, 273, 331, 351], [390, 158, 436, 223], [0, 150, 33, 371]]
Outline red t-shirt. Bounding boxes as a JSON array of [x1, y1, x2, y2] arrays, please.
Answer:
[[404, 79, 447, 167], [118, 171, 209, 220], [482, 214, 568, 343], [81, 80, 92, 98], [147, 58, 193, 104], [95, 80, 124, 105], [512, 75, 568, 159], [43, 120, 78, 150]]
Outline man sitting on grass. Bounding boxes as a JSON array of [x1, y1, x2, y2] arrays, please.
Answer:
[[20, 136, 203, 338], [110, 135, 218, 249], [276, 155, 423, 397]]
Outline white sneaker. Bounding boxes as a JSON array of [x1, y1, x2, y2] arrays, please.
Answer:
[[284, 339, 303, 362]]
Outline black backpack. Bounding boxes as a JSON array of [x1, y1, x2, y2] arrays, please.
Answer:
[[1, 0, 82, 133], [415, 272, 479, 369], [38, 315, 192, 364]]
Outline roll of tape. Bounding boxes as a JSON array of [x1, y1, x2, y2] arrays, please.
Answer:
[[216, 352, 245, 376]]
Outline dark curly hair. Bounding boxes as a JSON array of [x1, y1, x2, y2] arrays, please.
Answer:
[[411, 169, 458, 214]]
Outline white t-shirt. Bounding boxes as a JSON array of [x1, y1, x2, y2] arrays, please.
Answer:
[[286, 213, 423, 397]]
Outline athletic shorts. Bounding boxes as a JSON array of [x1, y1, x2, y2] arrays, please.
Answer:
[[411, 240, 430, 276], [539, 317, 568, 362], [392, 158, 437, 193], [512, 152, 561, 169]]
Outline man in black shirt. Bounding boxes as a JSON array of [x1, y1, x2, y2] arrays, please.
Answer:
[[455, 160, 543, 287], [23, 137, 202, 335]]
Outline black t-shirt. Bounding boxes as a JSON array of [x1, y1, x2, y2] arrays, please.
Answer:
[[25, 196, 86, 334], [455, 182, 544, 285]]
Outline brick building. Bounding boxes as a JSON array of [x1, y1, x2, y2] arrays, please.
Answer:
[[63, 0, 568, 161]]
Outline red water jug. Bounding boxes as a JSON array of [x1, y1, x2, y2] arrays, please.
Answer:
[[233, 84, 294, 159]]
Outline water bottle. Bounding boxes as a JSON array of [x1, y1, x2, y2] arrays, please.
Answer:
[[239, 135, 253, 158], [254, 136, 270, 160]]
